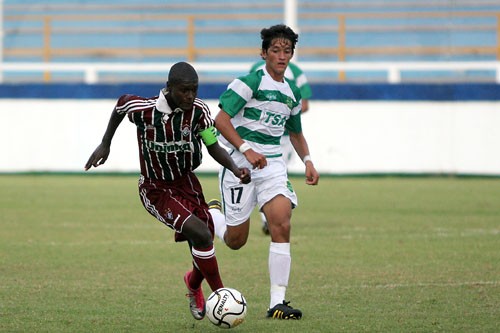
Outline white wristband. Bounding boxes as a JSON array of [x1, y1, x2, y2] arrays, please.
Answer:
[[303, 155, 312, 164], [238, 142, 251, 154]]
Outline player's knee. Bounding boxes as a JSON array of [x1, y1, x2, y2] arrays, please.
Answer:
[[223, 220, 250, 250], [268, 221, 291, 241], [190, 233, 212, 248], [227, 240, 246, 250], [183, 218, 213, 248], [279, 222, 291, 235], [196, 228, 213, 247], [225, 234, 247, 250]]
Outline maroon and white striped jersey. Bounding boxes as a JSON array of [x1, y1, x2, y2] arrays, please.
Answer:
[[115, 91, 214, 181]]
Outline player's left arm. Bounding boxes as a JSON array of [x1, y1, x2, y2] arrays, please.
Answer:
[[301, 98, 310, 114], [200, 126, 251, 184], [289, 131, 320, 185]]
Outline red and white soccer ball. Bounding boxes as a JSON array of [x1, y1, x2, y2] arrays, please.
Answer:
[[205, 287, 247, 329]]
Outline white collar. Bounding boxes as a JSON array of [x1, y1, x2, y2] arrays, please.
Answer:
[[262, 67, 286, 85], [155, 89, 183, 114]]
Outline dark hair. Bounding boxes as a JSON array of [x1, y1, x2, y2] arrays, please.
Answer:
[[260, 24, 298, 52], [167, 61, 198, 85]]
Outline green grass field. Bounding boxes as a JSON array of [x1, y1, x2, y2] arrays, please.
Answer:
[[1, 174, 499, 332]]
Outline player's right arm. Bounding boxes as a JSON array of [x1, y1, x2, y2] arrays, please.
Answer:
[[215, 109, 267, 169], [84, 96, 129, 171]]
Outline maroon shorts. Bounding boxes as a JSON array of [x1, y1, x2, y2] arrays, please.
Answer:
[[137, 172, 213, 242]]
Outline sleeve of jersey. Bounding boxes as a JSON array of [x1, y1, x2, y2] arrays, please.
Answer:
[[218, 77, 254, 117], [116, 94, 155, 125], [196, 99, 216, 134], [114, 94, 137, 115], [285, 112, 302, 134]]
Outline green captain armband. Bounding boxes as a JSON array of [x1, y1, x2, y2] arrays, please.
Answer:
[[199, 126, 218, 146]]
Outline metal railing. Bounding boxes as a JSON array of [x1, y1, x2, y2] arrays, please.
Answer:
[[3, 2, 500, 82], [2, 61, 500, 84], [4, 11, 500, 61]]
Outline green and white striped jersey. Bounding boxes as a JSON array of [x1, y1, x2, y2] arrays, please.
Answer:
[[250, 60, 313, 100], [218, 67, 303, 157]]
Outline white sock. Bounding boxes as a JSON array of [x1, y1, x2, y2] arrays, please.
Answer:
[[209, 207, 227, 243], [260, 212, 267, 226], [269, 242, 291, 308]]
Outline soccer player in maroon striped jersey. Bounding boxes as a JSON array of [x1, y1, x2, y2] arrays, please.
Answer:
[[85, 62, 251, 321]]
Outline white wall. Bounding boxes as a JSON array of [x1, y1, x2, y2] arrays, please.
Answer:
[[1, 99, 499, 175]]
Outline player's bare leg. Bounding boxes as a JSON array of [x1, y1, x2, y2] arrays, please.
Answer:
[[262, 195, 292, 243], [209, 199, 250, 250], [224, 221, 250, 250]]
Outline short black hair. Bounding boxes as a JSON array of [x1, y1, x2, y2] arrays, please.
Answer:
[[167, 61, 198, 85], [260, 24, 298, 52]]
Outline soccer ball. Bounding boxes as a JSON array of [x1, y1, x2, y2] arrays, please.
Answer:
[[205, 287, 247, 328]]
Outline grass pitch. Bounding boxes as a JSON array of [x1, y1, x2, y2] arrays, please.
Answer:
[[1, 174, 499, 332]]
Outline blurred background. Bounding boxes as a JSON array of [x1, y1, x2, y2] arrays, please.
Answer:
[[1, 0, 500, 175], [3, 0, 500, 82]]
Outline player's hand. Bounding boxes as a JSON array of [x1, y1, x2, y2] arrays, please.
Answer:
[[305, 162, 319, 185], [237, 167, 251, 184], [243, 149, 267, 169], [84, 143, 110, 171]]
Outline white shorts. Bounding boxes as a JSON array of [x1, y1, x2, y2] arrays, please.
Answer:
[[219, 151, 298, 226], [281, 134, 295, 165]]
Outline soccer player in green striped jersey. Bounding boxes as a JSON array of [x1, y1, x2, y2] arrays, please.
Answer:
[[209, 24, 320, 320], [250, 60, 313, 235]]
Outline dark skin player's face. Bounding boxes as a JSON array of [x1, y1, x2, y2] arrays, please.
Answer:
[[167, 80, 198, 111]]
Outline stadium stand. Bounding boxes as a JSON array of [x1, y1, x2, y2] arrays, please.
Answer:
[[2, 0, 500, 82]]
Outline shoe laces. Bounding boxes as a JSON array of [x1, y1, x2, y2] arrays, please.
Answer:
[[186, 287, 204, 310]]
